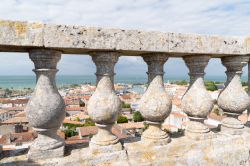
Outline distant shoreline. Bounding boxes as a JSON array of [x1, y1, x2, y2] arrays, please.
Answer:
[[0, 75, 247, 89]]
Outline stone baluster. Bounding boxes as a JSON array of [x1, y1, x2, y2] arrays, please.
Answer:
[[26, 49, 65, 160], [218, 56, 250, 134], [139, 54, 172, 146], [182, 55, 214, 140], [87, 52, 122, 151], [247, 60, 250, 127]]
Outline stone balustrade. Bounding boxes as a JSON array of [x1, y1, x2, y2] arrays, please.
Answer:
[[1, 20, 250, 165]]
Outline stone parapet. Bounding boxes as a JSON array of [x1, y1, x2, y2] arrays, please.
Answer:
[[1, 20, 250, 165], [2, 130, 250, 166], [0, 20, 249, 56]]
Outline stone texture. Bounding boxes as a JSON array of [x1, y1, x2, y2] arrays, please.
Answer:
[[44, 24, 169, 55], [0, 20, 43, 51], [125, 130, 250, 166], [182, 56, 214, 117], [218, 56, 250, 134], [87, 52, 122, 148], [247, 61, 250, 124], [2, 130, 250, 166], [0, 20, 250, 56], [182, 56, 214, 139], [139, 54, 171, 145], [169, 33, 246, 55], [25, 49, 65, 161]]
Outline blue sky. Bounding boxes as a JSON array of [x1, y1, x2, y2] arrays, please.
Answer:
[[0, 0, 250, 77]]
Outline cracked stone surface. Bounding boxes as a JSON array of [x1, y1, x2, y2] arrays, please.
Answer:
[[139, 54, 172, 145], [25, 49, 65, 161], [0, 20, 250, 56], [181, 56, 214, 138], [2, 130, 250, 166], [87, 52, 122, 147]]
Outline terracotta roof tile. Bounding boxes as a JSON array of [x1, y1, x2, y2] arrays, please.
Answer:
[[1, 116, 28, 124], [77, 125, 130, 139], [118, 122, 144, 129], [63, 119, 84, 125], [65, 106, 86, 112]]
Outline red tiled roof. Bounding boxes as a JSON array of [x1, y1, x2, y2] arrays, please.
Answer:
[[118, 122, 144, 129], [57, 130, 65, 139], [171, 112, 187, 118], [238, 114, 248, 124], [78, 126, 97, 136], [6, 107, 25, 111], [63, 119, 84, 125], [114, 85, 125, 91], [0, 134, 10, 144], [1, 116, 28, 124], [0, 109, 9, 114], [11, 131, 36, 143], [0, 131, 37, 145], [71, 112, 90, 120], [162, 124, 178, 130], [0, 98, 11, 103], [172, 98, 181, 107], [208, 112, 226, 121], [11, 99, 29, 104], [65, 106, 86, 112], [65, 138, 89, 144], [77, 125, 130, 139], [0, 98, 28, 104], [80, 96, 91, 101], [14, 111, 26, 117], [120, 94, 131, 100]]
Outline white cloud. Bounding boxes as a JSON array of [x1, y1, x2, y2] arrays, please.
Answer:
[[0, 0, 249, 77]]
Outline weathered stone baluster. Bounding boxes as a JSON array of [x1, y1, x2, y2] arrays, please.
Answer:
[[139, 54, 172, 145], [26, 49, 65, 160], [87, 52, 122, 151], [182, 55, 214, 139], [247, 60, 250, 127], [218, 56, 250, 134]]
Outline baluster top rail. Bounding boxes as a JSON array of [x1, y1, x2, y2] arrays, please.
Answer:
[[0, 20, 249, 57]]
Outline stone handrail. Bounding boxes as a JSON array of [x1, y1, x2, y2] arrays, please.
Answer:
[[1, 20, 250, 165], [0, 20, 249, 56]]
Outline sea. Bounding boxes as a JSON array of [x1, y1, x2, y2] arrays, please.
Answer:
[[0, 75, 247, 89]]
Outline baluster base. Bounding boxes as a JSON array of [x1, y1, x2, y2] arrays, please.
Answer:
[[141, 121, 170, 146], [89, 123, 122, 154], [28, 128, 65, 161], [90, 124, 120, 145], [221, 112, 244, 135], [185, 117, 212, 140]]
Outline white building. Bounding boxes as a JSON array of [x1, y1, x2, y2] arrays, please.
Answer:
[[0, 109, 12, 122]]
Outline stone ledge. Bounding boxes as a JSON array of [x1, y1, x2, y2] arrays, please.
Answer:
[[0, 20, 249, 56], [1, 130, 250, 166]]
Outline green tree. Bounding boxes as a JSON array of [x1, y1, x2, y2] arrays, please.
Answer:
[[4, 88, 12, 97], [215, 81, 223, 84], [64, 129, 78, 138], [122, 102, 131, 108], [117, 115, 128, 123], [204, 81, 218, 91], [177, 80, 188, 85], [70, 84, 79, 88], [133, 111, 144, 122], [242, 81, 248, 86], [84, 118, 95, 126], [143, 122, 149, 131], [76, 117, 81, 122], [63, 123, 84, 130]]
